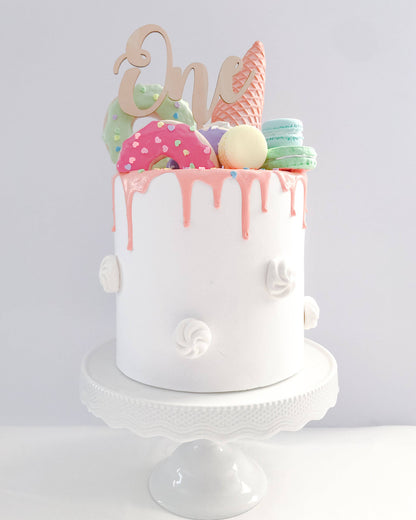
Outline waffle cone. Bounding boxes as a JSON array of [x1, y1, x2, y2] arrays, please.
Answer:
[[212, 41, 266, 129]]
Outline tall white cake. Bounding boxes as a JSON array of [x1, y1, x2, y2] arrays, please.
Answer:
[[99, 25, 320, 393]]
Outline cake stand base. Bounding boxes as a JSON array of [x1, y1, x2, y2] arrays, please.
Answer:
[[80, 339, 338, 519], [149, 439, 267, 520]]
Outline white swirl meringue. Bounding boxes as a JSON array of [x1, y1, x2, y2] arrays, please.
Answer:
[[304, 296, 320, 330], [99, 255, 120, 293], [266, 258, 296, 298], [174, 318, 212, 359]]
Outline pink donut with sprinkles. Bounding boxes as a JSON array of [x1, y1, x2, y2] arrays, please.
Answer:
[[116, 120, 218, 173]]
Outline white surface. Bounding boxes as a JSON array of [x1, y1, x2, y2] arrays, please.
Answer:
[[1, 426, 415, 520], [149, 440, 267, 520], [1, 0, 416, 425], [80, 339, 338, 442], [114, 172, 305, 392]]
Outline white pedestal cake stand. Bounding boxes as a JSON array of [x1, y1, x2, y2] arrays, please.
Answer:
[[80, 339, 338, 520]]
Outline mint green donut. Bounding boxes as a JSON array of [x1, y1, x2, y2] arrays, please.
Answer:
[[262, 145, 317, 170], [103, 84, 195, 163]]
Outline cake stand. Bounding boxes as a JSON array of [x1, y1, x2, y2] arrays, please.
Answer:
[[80, 339, 338, 520]]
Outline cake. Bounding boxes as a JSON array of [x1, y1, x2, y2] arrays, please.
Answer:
[[99, 24, 320, 392]]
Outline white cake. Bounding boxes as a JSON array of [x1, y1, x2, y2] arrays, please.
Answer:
[[100, 25, 320, 393]]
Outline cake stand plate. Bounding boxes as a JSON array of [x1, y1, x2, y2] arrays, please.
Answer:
[[80, 339, 338, 519]]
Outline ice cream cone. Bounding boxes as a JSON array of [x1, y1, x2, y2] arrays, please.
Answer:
[[212, 41, 266, 129]]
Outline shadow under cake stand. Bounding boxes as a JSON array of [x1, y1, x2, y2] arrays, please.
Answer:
[[80, 339, 338, 520]]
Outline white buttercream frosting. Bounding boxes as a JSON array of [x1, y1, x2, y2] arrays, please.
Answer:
[[174, 318, 212, 359], [304, 296, 320, 329], [99, 255, 120, 293], [266, 258, 296, 298], [114, 171, 306, 392]]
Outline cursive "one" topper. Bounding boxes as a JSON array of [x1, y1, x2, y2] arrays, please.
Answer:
[[113, 24, 256, 129]]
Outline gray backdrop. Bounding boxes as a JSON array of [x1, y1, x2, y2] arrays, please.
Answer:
[[1, 0, 415, 426]]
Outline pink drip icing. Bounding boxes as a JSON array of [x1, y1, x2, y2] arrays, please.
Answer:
[[112, 168, 306, 251], [175, 170, 230, 227], [120, 169, 169, 250], [259, 172, 270, 212], [235, 170, 271, 239], [275, 170, 308, 228]]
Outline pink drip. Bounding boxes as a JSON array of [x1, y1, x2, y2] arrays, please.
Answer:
[[175, 169, 229, 227], [175, 173, 193, 227], [275, 170, 308, 229], [212, 181, 224, 208], [259, 172, 270, 212], [120, 169, 169, 250], [112, 168, 306, 251], [236, 174, 254, 239], [235, 170, 271, 239]]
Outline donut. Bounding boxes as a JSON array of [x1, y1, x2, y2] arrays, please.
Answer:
[[262, 119, 304, 149], [103, 83, 195, 163], [262, 145, 317, 170], [218, 125, 267, 169], [116, 121, 218, 173]]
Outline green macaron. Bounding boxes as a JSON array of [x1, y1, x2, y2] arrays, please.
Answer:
[[262, 145, 317, 170]]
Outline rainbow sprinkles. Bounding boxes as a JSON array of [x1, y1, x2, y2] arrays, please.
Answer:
[[103, 24, 316, 250]]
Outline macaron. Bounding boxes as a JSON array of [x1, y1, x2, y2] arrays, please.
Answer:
[[262, 119, 304, 149], [199, 122, 231, 155], [262, 145, 317, 170], [218, 125, 268, 169]]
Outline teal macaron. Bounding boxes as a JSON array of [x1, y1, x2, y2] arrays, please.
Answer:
[[262, 145, 317, 170], [262, 119, 304, 149]]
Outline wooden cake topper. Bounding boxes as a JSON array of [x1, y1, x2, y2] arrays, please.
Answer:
[[114, 24, 256, 129]]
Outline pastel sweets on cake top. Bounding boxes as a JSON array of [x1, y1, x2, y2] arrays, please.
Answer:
[[103, 84, 195, 163], [262, 119, 304, 148], [261, 118, 317, 172], [99, 24, 321, 392], [218, 125, 268, 169], [263, 145, 317, 171]]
